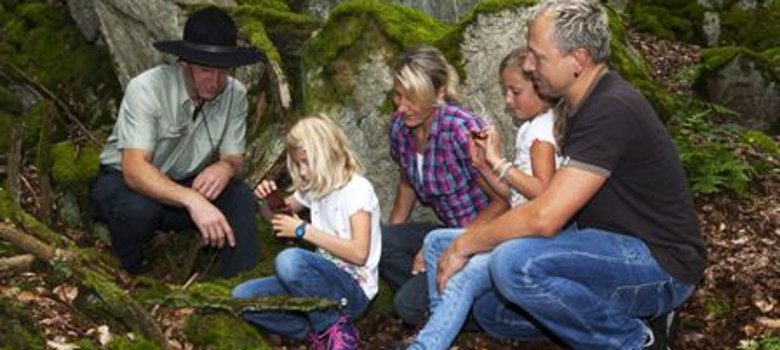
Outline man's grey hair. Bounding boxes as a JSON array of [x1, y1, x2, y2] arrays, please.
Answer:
[[529, 0, 611, 63]]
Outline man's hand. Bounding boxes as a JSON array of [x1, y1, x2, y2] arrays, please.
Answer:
[[187, 194, 235, 248], [411, 249, 425, 275], [192, 160, 235, 200], [271, 214, 303, 238], [436, 240, 469, 293]]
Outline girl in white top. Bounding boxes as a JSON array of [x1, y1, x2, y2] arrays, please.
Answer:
[[410, 48, 563, 350], [233, 115, 381, 350]]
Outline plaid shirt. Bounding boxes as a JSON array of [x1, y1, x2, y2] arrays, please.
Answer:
[[389, 103, 489, 227]]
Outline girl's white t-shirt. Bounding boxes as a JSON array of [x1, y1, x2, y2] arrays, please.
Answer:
[[294, 175, 382, 299], [510, 109, 562, 207]]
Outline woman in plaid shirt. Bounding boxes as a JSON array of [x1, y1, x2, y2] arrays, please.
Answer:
[[379, 45, 508, 327]]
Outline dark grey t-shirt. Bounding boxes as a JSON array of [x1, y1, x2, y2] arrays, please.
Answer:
[[563, 71, 706, 284]]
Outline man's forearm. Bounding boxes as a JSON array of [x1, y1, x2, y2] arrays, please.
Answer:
[[218, 154, 244, 179], [122, 153, 200, 208]]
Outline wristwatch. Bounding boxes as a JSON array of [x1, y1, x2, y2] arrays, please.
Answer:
[[294, 221, 308, 239]]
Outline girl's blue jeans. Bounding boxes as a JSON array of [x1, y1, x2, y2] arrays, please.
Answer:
[[409, 228, 492, 350], [232, 247, 369, 340], [472, 225, 695, 349]]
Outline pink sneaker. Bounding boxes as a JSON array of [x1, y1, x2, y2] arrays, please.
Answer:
[[308, 331, 327, 350], [316, 315, 359, 350]]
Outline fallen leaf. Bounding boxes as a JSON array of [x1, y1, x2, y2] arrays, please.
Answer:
[[46, 340, 78, 350]]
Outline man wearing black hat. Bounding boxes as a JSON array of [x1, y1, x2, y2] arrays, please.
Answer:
[[91, 7, 264, 278]]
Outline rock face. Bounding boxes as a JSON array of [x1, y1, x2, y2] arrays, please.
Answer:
[[88, 0, 242, 88], [699, 54, 780, 131], [298, 0, 479, 22], [66, 0, 102, 43], [460, 7, 534, 159], [397, 0, 481, 23], [303, 6, 534, 222]]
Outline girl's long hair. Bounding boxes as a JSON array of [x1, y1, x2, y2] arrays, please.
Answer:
[[286, 115, 363, 198]]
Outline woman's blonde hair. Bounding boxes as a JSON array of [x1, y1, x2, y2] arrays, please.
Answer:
[[286, 115, 363, 198], [499, 47, 567, 149], [394, 45, 460, 107]]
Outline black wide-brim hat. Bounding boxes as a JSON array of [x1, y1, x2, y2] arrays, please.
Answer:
[[153, 7, 263, 69]]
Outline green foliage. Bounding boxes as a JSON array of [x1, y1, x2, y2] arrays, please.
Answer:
[[0, 296, 46, 349], [703, 295, 732, 319], [184, 313, 270, 350], [50, 141, 100, 185], [720, 1, 780, 52], [669, 103, 762, 195], [739, 335, 780, 350], [0, 85, 22, 115], [625, 1, 704, 43], [75, 335, 159, 350]]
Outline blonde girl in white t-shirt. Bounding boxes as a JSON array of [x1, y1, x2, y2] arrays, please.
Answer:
[[233, 115, 381, 350], [409, 47, 562, 350]]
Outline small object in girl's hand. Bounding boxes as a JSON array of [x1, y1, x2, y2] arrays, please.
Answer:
[[266, 189, 291, 215], [472, 129, 488, 140]]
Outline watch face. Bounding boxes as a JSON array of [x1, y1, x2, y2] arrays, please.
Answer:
[[295, 223, 306, 238]]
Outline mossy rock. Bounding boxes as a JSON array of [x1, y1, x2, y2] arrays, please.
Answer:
[[625, 0, 705, 44], [305, 0, 451, 70], [184, 312, 270, 350], [719, 0, 780, 52], [233, 2, 322, 65], [50, 140, 100, 186], [0, 296, 46, 350]]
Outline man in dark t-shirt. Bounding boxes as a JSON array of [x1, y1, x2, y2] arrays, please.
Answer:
[[433, 0, 706, 348]]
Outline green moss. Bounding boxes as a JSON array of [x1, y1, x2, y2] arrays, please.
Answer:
[[307, 0, 451, 69], [704, 295, 732, 319], [742, 130, 780, 155], [0, 1, 121, 122], [50, 141, 100, 185], [625, 1, 704, 43], [0, 296, 46, 349], [695, 46, 780, 94], [0, 85, 21, 115], [233, 4, 321, 65], [184, 313, 270, 350], [719, 1, 780, 52]]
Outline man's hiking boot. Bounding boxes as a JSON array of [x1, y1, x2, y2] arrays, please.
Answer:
[[645, 310, 679, 350]]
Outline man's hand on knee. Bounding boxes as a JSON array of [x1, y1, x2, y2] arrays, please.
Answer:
[[192, 161, 235, 200], [187, 195, 236, 248]]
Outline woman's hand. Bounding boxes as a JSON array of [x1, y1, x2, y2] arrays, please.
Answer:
[[253, 180, 277, 199]]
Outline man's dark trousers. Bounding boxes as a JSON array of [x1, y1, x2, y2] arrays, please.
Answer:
[[90, 166, 260, 278]]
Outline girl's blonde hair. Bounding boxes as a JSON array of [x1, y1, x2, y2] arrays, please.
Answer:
[[286, 115, 363, 198], [499, 47, 567, 149], [394, 45, 460, 107]]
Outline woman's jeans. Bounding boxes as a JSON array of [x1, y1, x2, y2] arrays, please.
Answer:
[[409, 228, 493, 350], [232, 248, 369, 340], [471, 226, 695, 350]]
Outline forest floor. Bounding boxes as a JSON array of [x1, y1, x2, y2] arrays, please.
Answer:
[[1, 27, 778, 350]]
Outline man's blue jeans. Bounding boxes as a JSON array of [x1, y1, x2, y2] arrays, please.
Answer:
[[472, 225, 695, 349], [232, 248, 369, 340], [408, 228, 493, 350]]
